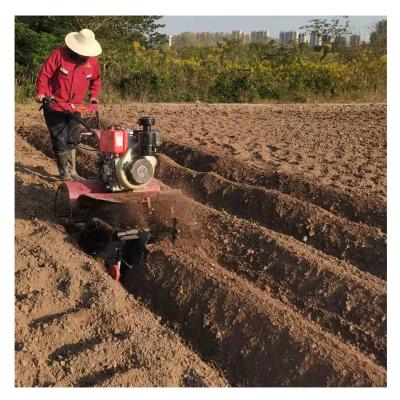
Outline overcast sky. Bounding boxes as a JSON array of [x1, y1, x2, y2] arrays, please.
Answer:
[[158, 16, 386, 41]]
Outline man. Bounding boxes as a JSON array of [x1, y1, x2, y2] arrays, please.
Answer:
[[35, 28, 102, 180]]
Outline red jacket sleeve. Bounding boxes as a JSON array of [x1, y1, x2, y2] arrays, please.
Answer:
[[88, 59, 101, 99], [35, 49, 60, 96]]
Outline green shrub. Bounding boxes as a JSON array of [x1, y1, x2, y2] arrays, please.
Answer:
[[15, 24, 387, 103]]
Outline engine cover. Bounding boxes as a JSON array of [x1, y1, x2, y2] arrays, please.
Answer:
[[99, 129, 128, 154], [126, 157, 154, 185]]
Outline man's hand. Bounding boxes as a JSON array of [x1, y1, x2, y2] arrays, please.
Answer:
[[35, 94, 45, 103], [90, 98, 99, 104]]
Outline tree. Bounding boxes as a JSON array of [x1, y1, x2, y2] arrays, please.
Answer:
[[300, 16, 351, 45], [16, 16, 166, 48], [370, 20, 387, 56], [15, 20, 61, 69]]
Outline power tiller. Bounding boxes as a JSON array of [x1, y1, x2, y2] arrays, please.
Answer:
[[42, 97, 178, 281]]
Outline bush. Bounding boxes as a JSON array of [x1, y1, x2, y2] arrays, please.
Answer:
[[15, 23, 387, 103]]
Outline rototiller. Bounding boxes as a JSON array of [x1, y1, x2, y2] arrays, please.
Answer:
[[43, 98, 177, 281]]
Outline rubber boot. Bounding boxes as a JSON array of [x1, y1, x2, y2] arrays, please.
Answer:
[[67, 148, 82, 180], [55, 151, 71, 181]]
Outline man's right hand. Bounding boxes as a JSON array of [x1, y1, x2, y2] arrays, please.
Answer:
[[35, 94, 45, 103]]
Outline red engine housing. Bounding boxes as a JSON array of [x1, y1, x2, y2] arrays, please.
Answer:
[[99, 129, 129, 154]]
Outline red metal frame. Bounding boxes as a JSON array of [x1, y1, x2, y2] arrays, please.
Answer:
[[61, 178, 161, 215]]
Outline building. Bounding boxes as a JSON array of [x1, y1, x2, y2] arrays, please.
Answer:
[[298, 32, 309, 44], [279, 31, 299, 44], [250, 30, 270, 43], [309, 32, 322, 47], [231, 30, 245, 41], [158, 34, 174, 48], [350, 34, 361, 46], [167, 35, 173, 47], [230, 30, 248, 43], [172, 31, 227, 47], [334, 36, 347, 46]]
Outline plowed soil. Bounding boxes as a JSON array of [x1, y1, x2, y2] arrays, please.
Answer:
[[15, 102, 387, 387]]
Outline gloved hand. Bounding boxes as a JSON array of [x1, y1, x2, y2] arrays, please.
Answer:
[[90, 98, 99, 104], [35, 94, 45, 103]]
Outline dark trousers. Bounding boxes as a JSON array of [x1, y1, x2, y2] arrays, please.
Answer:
[[43, 107, 81, 153]]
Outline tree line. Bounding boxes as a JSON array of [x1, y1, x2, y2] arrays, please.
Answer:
[[15, 16, 387, 103]]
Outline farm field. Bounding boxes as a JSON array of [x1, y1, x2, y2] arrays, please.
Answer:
[[15, 102, 386, 387]]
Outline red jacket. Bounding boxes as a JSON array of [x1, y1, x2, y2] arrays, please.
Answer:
[[36, 47, 101, 111]]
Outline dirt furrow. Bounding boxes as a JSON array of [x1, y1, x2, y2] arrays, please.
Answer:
[[175, 203, 387, 365], [70, 175, 387, 366], [15, 108, 387, 387], [156, 154, 386, 279], [123, 246, 386, 387], [161, 141, 386, 232], [111, 185, 386, 365], [16, 125, 387, 364], [15, 134, 228, 387]]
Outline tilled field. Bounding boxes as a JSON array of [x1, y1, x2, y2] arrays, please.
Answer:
[[15, 103, 386, 387]]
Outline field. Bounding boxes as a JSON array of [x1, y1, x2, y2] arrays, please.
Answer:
[[15, 102, 386, 387]]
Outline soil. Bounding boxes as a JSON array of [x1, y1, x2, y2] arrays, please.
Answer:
[[97, 102, 386, 202], [15, 102, 386, 387]]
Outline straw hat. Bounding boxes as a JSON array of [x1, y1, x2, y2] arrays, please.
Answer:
[[65, 29, 102, 57]]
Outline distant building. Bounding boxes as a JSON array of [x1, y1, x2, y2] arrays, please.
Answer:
[[279, 31, 299, 44], [158, 34, 174, 48], [250, 30, 270, 43], [309, 32, 322, 46], [298, 32, 309, 44], [167, 35, 173, 47], [334, 36, 347, 46], [350, 34, 361, 46], [172, 31, 229, 47], [231, 30, 244, 40]]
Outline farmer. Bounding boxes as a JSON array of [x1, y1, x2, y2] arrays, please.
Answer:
[[35, 28, 102, 180]]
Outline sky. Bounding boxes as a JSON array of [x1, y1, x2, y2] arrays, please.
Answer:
[[158, 16, 386, 41]]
